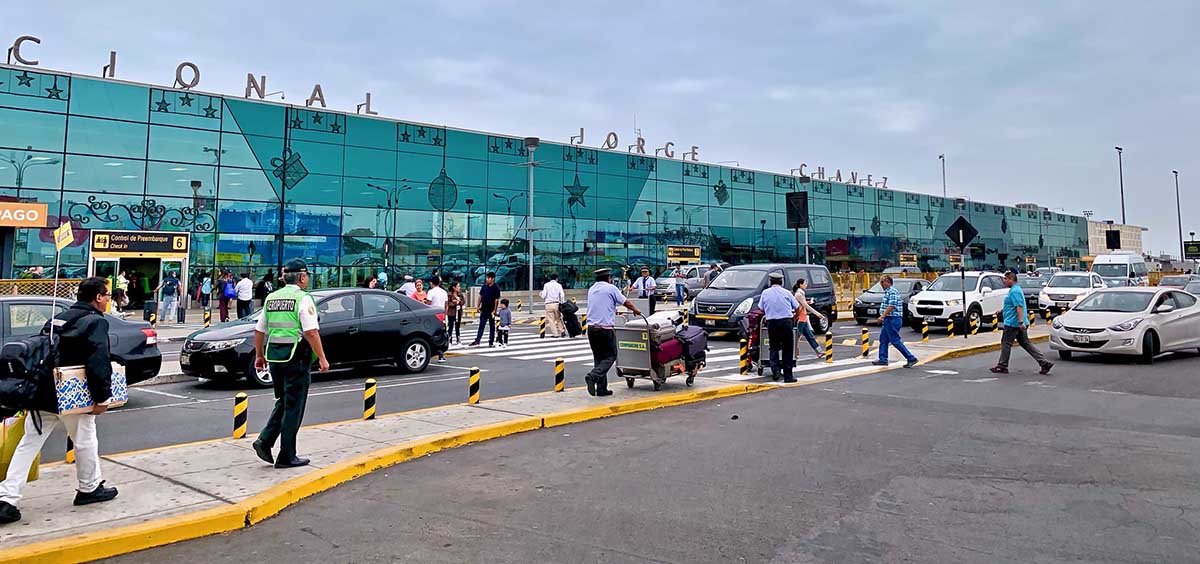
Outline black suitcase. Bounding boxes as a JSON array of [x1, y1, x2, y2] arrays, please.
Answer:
[[143, 300, 158, 322], [564, 312, 583, 338], [677, 325, 708, 358]]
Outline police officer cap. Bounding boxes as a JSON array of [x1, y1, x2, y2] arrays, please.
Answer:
[[283, 259, 308, 273], [768, 272, 784, 283], [593, 268, 612, 276]]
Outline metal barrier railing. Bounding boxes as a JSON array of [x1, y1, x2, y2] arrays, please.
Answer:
[[832, 272, 935, 311], [0, 278, 83, 299]]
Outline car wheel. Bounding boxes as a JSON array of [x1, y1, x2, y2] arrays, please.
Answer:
[[812, 314, 829, 334], [1139, 332, 1157, 365], [398, 338, 432, 373], [967, 306, 982, 332], [1057, 350, 1072, 360], [246, 355, 273, 388]]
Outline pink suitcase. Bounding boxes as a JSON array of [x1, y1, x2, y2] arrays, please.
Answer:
[[653, 336, 684, 365]]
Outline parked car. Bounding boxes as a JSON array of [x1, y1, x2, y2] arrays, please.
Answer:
[[1185, 281, 1200, 295], [1091, 252, 1150, 287], [691, 264, 837, 334], [1034, 267, 1061, 276], [1038, 272, 1106, 314], [852, 278, 927, 327], [1050, 287, 1200, 363], [1016, 274, 1049, 309], [910, 271, 1007, 332], [180, 288, 449, 387], [882, 266, 922, 276], [0, 296, 161, 384], [1159, 274, 1200, 289], [654, 265, 715, 301]]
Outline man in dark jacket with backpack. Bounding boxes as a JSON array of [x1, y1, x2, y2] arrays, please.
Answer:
[[0, 277, 119, 524]]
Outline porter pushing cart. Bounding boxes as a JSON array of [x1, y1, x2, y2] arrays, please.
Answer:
[[614, 311, 707, 390]]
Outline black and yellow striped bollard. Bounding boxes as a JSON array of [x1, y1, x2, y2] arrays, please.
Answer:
[[1029, 310, 1036, 326], [203, 308, 212, 328], [553, 358, 565, 392], [860, 327, 870, 358], [970, 316, 979, 336], [581, 314, 588, 333], [680, 308, 689, 326], [364, 378, 377, 420], [467, 366, 481, 404], [1044, 309, 1051, 321], [947, 318, 956, 339], [232, 392, 248, 439], [65, 436, 75, 464], [921, 320, 929, 343], [539, 316, 546, 339], [149, 311, 157, 329], [992, 314, 999, 333], [516, 300, 523, 313], [824, 330, 833, 364], [738, 338, 749, 375]]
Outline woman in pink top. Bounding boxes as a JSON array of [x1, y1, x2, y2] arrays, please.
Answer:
[[792, 278, 826, 359]]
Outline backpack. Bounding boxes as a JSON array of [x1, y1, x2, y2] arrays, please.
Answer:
[[162, 278, 178, 296], [0, 334, 55, 420], [223, 280, 237, 299]]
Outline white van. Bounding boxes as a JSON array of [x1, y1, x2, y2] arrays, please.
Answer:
[[1090, 252, 1149, 287]]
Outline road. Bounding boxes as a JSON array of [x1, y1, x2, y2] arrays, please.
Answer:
[[40, 321, 884, 461], [106, 347, 1200, 563]]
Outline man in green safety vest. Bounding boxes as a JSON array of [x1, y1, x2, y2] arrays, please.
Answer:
[[251, 259, 330, 468]]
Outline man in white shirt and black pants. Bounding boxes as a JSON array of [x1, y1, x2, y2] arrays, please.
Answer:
[[630, 266, 657, 315], [235, 272, 254, 319], [425, 276, 449, 361], [540, 273, 567, 338]]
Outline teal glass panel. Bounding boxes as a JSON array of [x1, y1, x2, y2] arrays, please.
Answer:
[[596, 151, 626, 177], [284, 203, 340, 236], [222, 99, 284, 138], [442, 156, 487, 189], [63, 155, 145, 194], [149, 125, 221, 165], [444, 129, 487, 160], [217, 199, 279, 234], [286, 174, 342, 205], [146, 161, 216, 198], [344, 146, 396, 181], [342, 206, 387, 238], [69, 78, 147, 122], [0, 107, 66, 152], [216, 233, 279, 266], [66, 116, 147, 159], [288, 139, 342, 176], [345, 115, 395, 150], [218, 132, 271, 169], [219, 167, 278, 202], [0, 69, 70, 113], [0, 148, 62, 189]]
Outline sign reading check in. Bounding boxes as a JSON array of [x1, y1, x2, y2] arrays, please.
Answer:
[[90, 230, 190, 259], [0, 202, 49, 228]]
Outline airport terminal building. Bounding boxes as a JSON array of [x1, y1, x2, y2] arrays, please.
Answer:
[[0, 63, 1090, 291]]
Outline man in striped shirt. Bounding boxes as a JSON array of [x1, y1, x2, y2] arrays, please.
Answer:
[[874, 275, 918, 368]]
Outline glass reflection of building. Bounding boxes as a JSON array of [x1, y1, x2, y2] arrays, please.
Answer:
[[0, 64, 1089, 289]]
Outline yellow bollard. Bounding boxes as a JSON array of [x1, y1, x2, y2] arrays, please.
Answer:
[[680, 308, 689, 326], [971, 316, 979, 336], [947, 320, 956, 339], [364, 378, 377, 420], [468, 366, 481, 404], [738, 338, 749, 375], [1044, 309, 1051, 321], [824, 330, 833, 364], [554, 358, 565, 392], [1029, 310, 1036, 327], [516, 300, 523, 313], [581, 313, 588, 333], [993, 314, 1000, 333], [232, 392, 248, 439], [539, 316, 546, 339], [922, 320, 929, 343], [149, 311, 157, 329], [65, 436, 75, 464], [861, 327, 869, 358]]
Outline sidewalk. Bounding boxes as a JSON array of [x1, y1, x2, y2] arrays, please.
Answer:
[[0, 324, 1046, 563]]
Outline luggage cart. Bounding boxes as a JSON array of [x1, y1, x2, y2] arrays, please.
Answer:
[[613, 314, 698, 391]]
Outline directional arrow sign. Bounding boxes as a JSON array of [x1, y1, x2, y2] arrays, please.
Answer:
[[945, 216, 978, 251]]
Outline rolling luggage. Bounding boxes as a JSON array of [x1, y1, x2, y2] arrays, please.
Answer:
[[563, 311, 583, 338], [653, 336, 684, 365], [677, 325, 708, 359], [625, 310, 681, 342]]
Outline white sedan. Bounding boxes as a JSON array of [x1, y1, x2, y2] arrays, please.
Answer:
[[1051, 287, 1200, 363]]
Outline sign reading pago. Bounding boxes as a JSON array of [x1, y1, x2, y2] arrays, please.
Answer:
[[0, 202, 48, 228]]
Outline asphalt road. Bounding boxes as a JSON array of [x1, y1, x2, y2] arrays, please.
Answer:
[[106, 345, 1200, 563], [37, 321, 881, 461]]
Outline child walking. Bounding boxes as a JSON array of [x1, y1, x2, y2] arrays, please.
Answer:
[[497, 298, 512, 348]]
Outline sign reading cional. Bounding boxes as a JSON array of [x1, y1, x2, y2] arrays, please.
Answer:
[[91, 230, 189, 259]]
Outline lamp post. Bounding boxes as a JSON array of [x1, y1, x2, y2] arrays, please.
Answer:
[[368, 181, 412, 275], [0, 146, 61, 188], [1173, 170, 1183, 261], [1115, 146, 1126, 224], [464, 198, 475, 267], [524, 137, 539, 309], [492, 192, 526, 216], [938, 154, 947, 198]]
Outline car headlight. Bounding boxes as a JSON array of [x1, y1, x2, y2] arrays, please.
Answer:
[[944, 299, 961, 307], [1107, 318, 1143, 332], [1051, 317, 1063, 329], [204, 338, 245, 351], [733, 298, 754, 316], [854, 298, 864, 306]]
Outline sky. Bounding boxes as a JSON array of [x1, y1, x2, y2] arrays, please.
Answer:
[[5, 0, 1198, 256]]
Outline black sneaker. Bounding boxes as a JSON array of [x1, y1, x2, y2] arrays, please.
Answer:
[[783, 377, 797, 383], [596, 389, 613, 397], [253, 441, 274, 464], [585, 377, 596, 396], [274, 457, 310, 469], [904, 359, 919, 369], [74, 481, 118, 506], [0, 501, 20, 524]]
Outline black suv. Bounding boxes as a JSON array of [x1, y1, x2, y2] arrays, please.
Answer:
[[691, 264, 837, 334]]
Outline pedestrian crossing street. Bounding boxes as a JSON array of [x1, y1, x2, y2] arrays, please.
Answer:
[[445, 331, 885, 378]]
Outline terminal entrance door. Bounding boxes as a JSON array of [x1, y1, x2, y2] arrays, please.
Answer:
[[87, 230, 191, 320]]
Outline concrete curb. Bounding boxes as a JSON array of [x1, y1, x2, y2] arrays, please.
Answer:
[[0, 332, 1024, 563]]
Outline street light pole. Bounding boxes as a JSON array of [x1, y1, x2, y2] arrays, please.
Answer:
[[939, 154, 946, 198], [1174, 170, 1184, 261], [525, 137, 539, 311], [1115, 146, 1126, 224]]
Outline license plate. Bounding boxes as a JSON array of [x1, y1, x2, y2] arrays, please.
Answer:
[[1073, 335, 1091, 344], [705, 319, 715, 326], [180, 352, 190, 366], [867, 308, 878, 315], [924, 316, 936, 324], [1057, 302, 1071, 308]]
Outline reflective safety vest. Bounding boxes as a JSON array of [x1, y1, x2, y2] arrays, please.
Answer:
[[263, 285, 310, 363]]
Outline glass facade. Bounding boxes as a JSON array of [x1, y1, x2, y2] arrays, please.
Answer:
[[0, 65, 1089, 289]]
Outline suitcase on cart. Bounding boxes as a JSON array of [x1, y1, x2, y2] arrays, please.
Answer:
[[625, 310, 681, 342], [653, 337, 684, 365], [677, 325, 708, 360]]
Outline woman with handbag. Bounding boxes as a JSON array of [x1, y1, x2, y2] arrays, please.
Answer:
[[0, 277, 120, 525]]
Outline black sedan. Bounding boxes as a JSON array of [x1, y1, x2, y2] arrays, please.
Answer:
[[1017, 274, 1050, 309], [180, 288, 450, 387], [0, 296, 162, 384], [852, 278, 926, 327]]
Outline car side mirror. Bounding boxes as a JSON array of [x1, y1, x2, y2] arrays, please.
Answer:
[[1153, 304, 1175, 314], [980, 287, 992, 295], [1093, 283, 1104, 288]]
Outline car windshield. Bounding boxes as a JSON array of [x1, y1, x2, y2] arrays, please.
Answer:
[[1160, 276, 1188, 286], [866, 280, 916, 294], [926, 275, 978, 292], [1018, 276, 1048, 288], [708, 269, 767, 290], [1092, 264, 1128, 277], [1103, 277, 1131, 287], [1185, 282, 1200, 294], [1074, 291, 1153, 313], [1047, 274, 1092, 288]]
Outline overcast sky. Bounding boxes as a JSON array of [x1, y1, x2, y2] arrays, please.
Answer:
[[5, 1, 1197, 255]]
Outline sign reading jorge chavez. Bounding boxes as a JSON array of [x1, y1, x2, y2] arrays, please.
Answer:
[[91, 230, 189, 259], [0, 202, 48, 228]]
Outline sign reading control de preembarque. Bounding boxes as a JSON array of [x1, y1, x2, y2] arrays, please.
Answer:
[[91, 230, 189, 259]]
